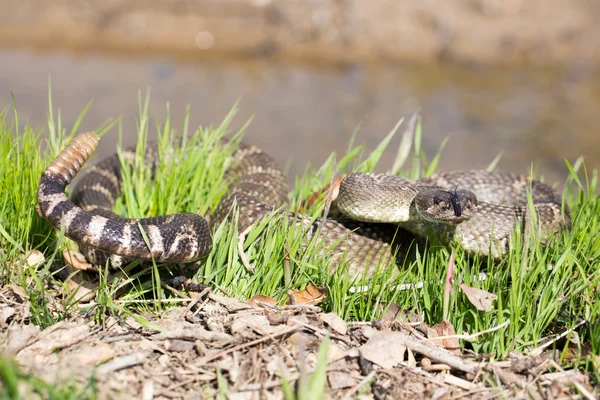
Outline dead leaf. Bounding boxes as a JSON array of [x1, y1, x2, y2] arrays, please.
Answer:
[[26, 250, 45, 267], [62, 272, 97, 303], [359, 331, 407, 369], [63, 248, 96, 271], [319, 312, 347, 335], [382, 302, 402, 321], [247, 294, 277, 306], [8, 284, 28, 301], [459, 283, 497, 311], [327, 370, 355, 390], [208, 293, 253, 312], [287, 283, 327, 305], [428, 320, 460, 354], [230, 314, 272, 336]]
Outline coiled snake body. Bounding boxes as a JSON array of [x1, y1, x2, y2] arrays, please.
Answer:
[[37, 132, 570, 275]]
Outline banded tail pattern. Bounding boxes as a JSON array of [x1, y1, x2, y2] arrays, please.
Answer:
[[37, 132, 212, 264]]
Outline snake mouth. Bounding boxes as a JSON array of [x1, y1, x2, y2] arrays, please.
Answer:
[[417, 188, 478, 224]]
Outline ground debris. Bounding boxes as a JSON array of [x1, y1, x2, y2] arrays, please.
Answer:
[[0, 287, 596, 399], [319, 312, 347, 335]]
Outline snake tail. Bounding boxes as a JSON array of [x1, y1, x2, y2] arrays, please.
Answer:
[[37, 131, 212, 264]]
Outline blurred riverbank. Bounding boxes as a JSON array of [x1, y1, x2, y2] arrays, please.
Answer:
[[2, 0, 600, 65], [2, 48, 598, 186]]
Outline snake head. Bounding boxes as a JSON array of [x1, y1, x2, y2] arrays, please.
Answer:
[[415, 188, 478, 223]]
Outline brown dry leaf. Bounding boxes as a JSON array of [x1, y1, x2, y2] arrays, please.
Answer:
[[230, 314, 272, 336], [319, 312, 347, 335], [208, 293, 254, 312], [247, 294, 278, 306], [428, 320, 460, 354], [63, 248, 96, 271], [8, 284, 29, 301], [459, 283, 497, 311], [287, 283, 327, 305], [382, 302, 402, 321], [63, 277, 97, 303]]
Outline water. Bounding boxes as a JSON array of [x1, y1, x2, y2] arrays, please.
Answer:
[[1, 48, 599, 185]]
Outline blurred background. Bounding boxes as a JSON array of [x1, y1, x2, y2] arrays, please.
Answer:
[[1, 0, 599, 184]]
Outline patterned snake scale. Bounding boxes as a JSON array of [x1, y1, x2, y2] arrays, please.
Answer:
[[37, 132, 571, 276]]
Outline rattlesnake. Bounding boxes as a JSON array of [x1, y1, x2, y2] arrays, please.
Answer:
[[37, 132, 570, 275]]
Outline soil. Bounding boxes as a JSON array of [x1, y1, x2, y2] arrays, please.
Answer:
[[0, 252, 596, 399]]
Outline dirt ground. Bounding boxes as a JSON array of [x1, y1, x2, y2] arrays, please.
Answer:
[[0, 252, 596, 399], [1, 0, 600, 65]]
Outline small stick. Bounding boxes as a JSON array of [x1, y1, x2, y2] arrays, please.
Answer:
[[160, 280, 189, 299], [424, 320, 510, 342], [97, 353, 146, 374], [396, 332, 479, 374], [529, 318, 588, 356]]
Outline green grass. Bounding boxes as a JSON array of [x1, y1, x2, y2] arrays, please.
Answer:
[[1, 89, 599, 395]]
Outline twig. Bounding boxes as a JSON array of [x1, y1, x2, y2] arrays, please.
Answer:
[[160, 280, 189, 299], [529, 318, 588, 356], [538, 359, 595, 400], [443, 374, 478, 390], [424, 320, 510, 342], [237, 224, 255, 273], [396, 332, 479, 374], [97, 353, 146, 374], [572, 381, 596, 400]]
